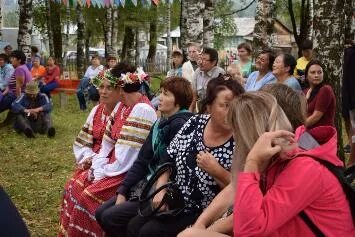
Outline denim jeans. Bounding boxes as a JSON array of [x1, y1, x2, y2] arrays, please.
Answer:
[[39, 81, 59, 98], [0, 93, 16, 113]]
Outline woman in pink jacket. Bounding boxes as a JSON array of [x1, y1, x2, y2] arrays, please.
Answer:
[[228, 92, 354, 237]]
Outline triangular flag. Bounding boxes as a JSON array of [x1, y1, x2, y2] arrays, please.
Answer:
[[120, 0, 125, 7], [131, 0, 137, 6], [86, 0, 91, 7], [152, 0, 159, 5]]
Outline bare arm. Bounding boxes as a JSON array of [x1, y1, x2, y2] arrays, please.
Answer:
[[207, 214, 233, 235], [16, 76, 24, 97], [196, 151, 231, 188], [189, 91, 197, 112], [305, 110, 324, 128], [194, 183, 234, 228]]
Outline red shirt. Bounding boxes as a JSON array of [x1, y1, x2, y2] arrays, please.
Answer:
[[44, 65, 60, 84], [305, 85, 336, 128]]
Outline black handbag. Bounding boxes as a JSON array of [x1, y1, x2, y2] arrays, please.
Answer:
[[138, 162, 185, 218]]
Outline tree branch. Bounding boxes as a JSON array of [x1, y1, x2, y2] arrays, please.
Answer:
[[288, 0, 299, 44], [218, 0, 257, 17]]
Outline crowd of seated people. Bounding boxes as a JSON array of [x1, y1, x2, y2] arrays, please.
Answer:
[[56, 42, 354, 236], [1, 42, 354, 236]]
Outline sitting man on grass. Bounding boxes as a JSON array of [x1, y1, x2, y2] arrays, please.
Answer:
[[11, 81, 55, 138]]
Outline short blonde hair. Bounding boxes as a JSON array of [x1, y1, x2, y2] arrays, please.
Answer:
[[227, 64, 243, 84], [228, 91, 293, 168]]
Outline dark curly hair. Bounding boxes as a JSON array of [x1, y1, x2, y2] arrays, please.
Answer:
[[10, 50, 26, 64]]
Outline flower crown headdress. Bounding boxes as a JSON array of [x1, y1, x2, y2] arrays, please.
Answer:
[[92, 67, 149, 89]]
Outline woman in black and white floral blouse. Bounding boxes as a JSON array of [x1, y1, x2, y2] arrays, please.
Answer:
[[126, 74, 245, 237]]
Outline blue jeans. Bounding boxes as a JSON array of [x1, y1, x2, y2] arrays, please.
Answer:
[[76, 77, 99, 110], [40, 81, 59, 98], [0, 93, 16, 113]]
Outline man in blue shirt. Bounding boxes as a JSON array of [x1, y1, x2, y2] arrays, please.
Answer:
[[11, 81, 55, 138]]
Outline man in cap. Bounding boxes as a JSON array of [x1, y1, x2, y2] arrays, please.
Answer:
[[11, 81, 55, 138]]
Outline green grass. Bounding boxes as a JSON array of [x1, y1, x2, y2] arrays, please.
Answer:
[[0, 95, 89, 237], [0, 76, 164, 237]]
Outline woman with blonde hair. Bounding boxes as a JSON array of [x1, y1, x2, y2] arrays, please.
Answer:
[[229, 92, 354, 236], [226, 64, 244, 85]]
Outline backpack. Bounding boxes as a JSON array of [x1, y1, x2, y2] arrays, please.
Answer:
[[296, 155, 355, 237]]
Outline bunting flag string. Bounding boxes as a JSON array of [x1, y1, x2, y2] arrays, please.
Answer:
[[53, 0, 177, 8]]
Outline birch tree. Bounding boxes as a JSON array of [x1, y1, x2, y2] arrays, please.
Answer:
[[18, 0, 33, 59], [111, 7, 118, 54], [0, 2, 2, 41], [253, 0, 275, 53], [76, 3, 85, 79], [313, 0, 346, 158], [49, 1, 62, 64], [105, 7, 113, 57], [44, 0, 54, 56], [180, 0, 204, 50], [203, 0, 214, 47]]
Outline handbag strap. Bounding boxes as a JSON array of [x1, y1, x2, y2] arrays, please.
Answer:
[[299, 211, 325, 237]]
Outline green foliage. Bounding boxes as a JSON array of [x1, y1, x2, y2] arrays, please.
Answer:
[[214, 0, 238, 49], [275, 0, 302, 28]]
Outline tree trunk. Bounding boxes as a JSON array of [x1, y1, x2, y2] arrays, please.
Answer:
[[111, 7, 118, 54], [306, 0, 314, 40], [76, 3, 85, 79], [180, 0, 188, 49], [288, 0, 312, 56], [313, 0, 346, 159], [253, 0, 275, 54], [203, 0, 214, 48], [85, 30, 91, 69], [147, 5, 158, 63], [44, 0, 54, 57], [105, 7, 113, 57], [18, 0, 33, 60], [135, 28, 140, 66], [121, 26, 135, 63], [180, 0, 204, 50], [0, 3, 2, 41], [49, 1, 62, 65], [166, 3, 171, 71], [344, 0, 354, 43], [63, 4, 70, 68]]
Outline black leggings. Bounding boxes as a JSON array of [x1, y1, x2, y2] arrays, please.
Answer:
[[126, 211, 199, 237], [96, 196, 139, 237], [96, 195, 200, 237]]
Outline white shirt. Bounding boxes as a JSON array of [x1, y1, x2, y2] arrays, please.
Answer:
[[84, 65, 104, 79]]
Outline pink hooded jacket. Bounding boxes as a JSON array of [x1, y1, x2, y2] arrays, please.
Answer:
[[233, 126, 355, 237]]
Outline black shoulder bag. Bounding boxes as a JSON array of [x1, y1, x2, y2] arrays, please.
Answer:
[[138, 162, 185, 219]]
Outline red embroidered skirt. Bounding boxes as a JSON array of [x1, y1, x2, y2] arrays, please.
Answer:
[[58, 170, 125, 237]]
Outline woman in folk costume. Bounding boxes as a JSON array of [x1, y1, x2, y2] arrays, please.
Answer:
[[59, 62, 157, 237], [59, 68, 121, 229]]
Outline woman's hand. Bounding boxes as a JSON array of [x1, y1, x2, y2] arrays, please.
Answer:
[[115, 194, 127, 205], [196, 151, 220, 175], [152, 189, 167, 211], [245, 131, 295, 171], [192, 221, 207, 229], [78, 157, 93, 170]]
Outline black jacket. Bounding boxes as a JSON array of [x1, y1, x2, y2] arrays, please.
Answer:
[[342, 45, 355, 116], [117, 111, 193, 198], [0, 187, 30, 237]]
